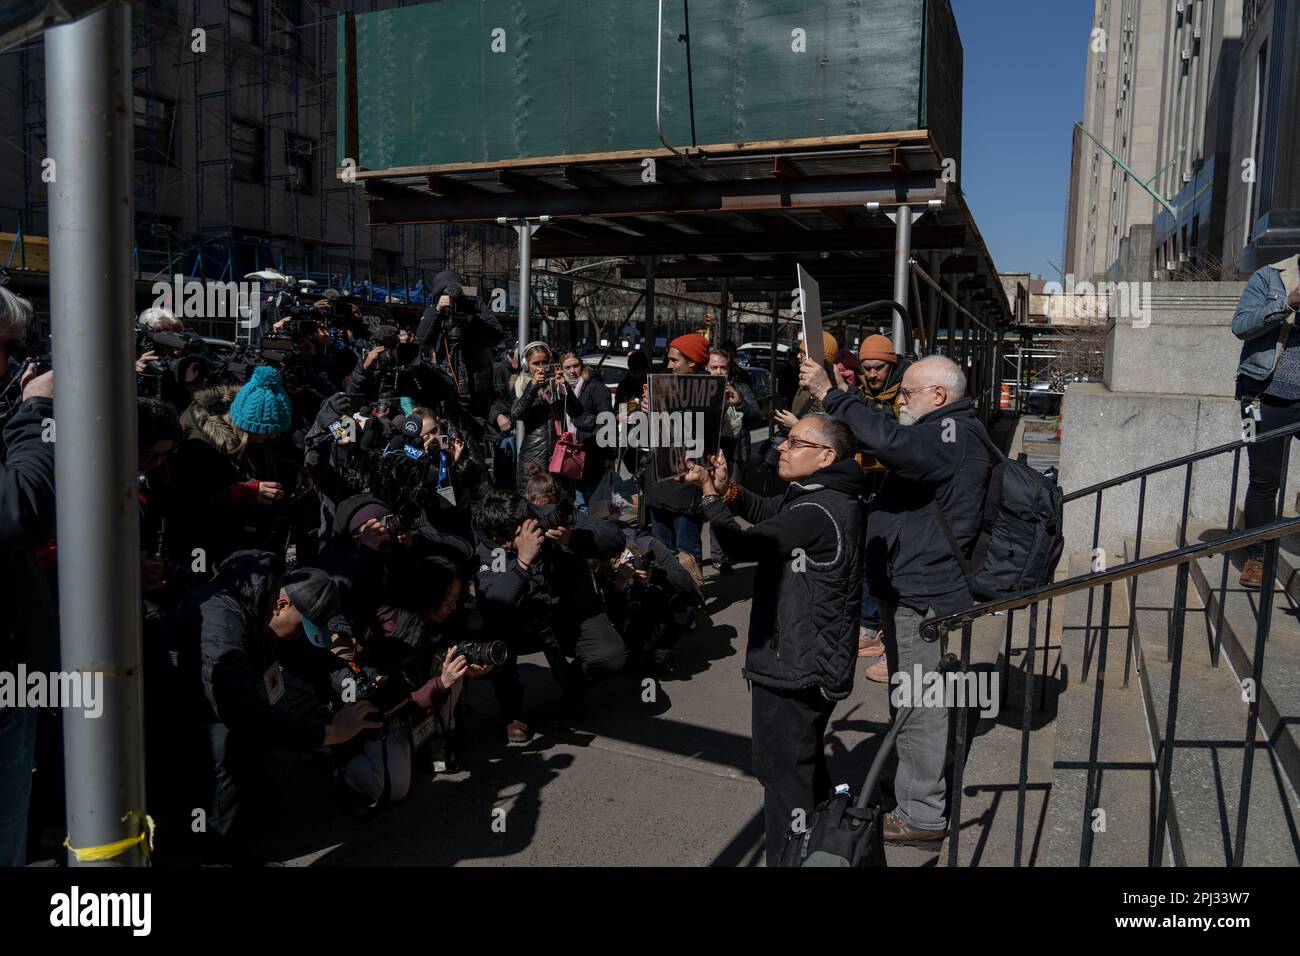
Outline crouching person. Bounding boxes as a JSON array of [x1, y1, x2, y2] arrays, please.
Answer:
[[165, 550, 378, 863], [595, 529, 703, 674]]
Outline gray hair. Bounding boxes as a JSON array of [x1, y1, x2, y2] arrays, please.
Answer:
[[803, 413, 858, 463], [0, 285, 33, 339], [911, 355, 965, 401], [137, 306, 183, 331]]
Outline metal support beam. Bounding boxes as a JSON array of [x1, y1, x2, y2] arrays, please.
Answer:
[[48, 1, 147, 867], [501, 217, 545, 348], [642, 256, 657, 367], [368, 171, 948, 225], [887, 205, 918, 356]]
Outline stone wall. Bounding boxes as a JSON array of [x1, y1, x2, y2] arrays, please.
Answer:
[[1060, 281, 1300, 554]]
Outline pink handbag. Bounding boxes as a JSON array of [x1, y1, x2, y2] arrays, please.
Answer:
[[548, 419, 586, 479]]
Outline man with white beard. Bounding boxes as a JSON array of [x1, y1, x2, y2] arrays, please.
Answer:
[[799, 354, 995, 849]]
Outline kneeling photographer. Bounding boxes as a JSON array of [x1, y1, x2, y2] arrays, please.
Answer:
[[318, 494, 474, 650], [374, 408, 485, 543], [333, 557, 504, 800], [595, 529, 703, 676], [473, 473, 626, 743]]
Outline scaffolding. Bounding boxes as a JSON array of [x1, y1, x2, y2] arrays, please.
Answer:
[[5, 1, 521, 315]]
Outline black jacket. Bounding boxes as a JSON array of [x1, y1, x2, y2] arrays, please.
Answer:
[[569, 376, 615, 482], [722, 375, 764, 476], [509, 377, 583, 490], [168, 550, 329, 749], [475, 509, 624, 628], [419, 270, 505, 421], [703, 458, 866, 698], [0, 396, 58, 674], [822, 391, 994, 614]]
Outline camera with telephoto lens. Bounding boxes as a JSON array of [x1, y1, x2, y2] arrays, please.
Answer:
[[381, 500, 424, 535], [528, 498, 575, 532], [136, 327, 223, 388], [436, 283, 479, 320], [454, 640, 509, 667]]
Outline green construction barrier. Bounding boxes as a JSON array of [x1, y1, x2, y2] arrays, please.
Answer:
[[339, 0, 961, 172]]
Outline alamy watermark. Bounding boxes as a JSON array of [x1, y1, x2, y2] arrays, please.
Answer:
[[0, 666, 103, 718], [1042, 274, 1151, 329], [594, 410, 706, 460], [890, 664, 999, 719], [150, 275, 261, 329]]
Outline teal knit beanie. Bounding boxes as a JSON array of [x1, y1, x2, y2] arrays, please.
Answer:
[[230, 365, 293, 435]]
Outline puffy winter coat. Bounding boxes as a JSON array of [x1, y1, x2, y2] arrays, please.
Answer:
[[822, 391, 994, 614], [510, 373, 583, 491], [703, 458, 867, 698]]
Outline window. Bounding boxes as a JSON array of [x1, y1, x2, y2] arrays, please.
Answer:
[[232, 119, 263, 183], [285, 134, 315, 195], [230, 0, 260, 46], [1245, 43, 1267, 243], [133, 93, 176, 166]]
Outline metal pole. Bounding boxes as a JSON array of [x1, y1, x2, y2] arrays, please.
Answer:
[[1015, 340, 1024, 415], [891, 204, 912, 356], [517, 221, 531, 348], [769, 292, 779, 442], [48, 1, 147, 867], [642, 255, 657, 368]]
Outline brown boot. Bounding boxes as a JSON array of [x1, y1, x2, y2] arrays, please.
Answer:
[[676, 551, 706, 589], [881, 810, 946, 847], [1239, 557, 1264, 591]]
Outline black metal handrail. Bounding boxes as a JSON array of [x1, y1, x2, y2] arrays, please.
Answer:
[[919, 507, 1300, 868], [919, 515, 1300, 642]]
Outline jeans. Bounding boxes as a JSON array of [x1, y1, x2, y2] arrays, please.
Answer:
[[1242, 395, 1300, 559], [343, 726, 412, 804], [707, 524, 730, 567], [492, 434, 517, 490], [879, 600, 948, 831], [0, 707, 37, 867], [750, 682, 836, 867], [860, 576, 880, 631], [650, 508, 704, 565], [574, 475, 602, 513]]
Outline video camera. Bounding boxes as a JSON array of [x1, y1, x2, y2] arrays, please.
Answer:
[[135, 326, 224, 388]]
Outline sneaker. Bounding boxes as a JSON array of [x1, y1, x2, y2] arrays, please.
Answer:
[[881, 810, 946, 847], [864, 657, 890, 683], [716, 560, 734, 575], [858, 627, 885, 658], [1239, 557, 1264, 591], [505, 720, 532, 745]]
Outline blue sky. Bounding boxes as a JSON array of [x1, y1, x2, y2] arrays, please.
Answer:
[[950, 0, 1095, 281]]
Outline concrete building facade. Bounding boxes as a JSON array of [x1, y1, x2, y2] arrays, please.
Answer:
[[0, 1, 513, 298]]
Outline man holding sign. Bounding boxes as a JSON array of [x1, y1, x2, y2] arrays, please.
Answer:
[[640, 333, 720, 566]]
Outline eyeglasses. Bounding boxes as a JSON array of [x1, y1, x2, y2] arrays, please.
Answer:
[[898, 384, 942, 402], [780, 436, 832, 452]]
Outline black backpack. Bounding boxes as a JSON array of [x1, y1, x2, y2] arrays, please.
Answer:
[[777, 713, 906, 867], [932, 426, 1064, 603]]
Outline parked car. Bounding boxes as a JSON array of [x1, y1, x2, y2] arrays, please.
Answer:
[[581, 352, 630, 399], [735, 342, 790, 370]]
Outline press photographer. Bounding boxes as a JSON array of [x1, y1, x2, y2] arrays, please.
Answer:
[[159, 552, 379, 864], [595, 528, 703, 675], [349, 320, 455, 417], [318, 493, 474, 651], [473, 477, 626, 743], [416, 270, 505, 434]]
